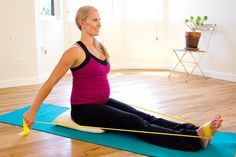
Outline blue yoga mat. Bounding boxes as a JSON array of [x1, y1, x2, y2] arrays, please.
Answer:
[[0, 104, 235, 157]]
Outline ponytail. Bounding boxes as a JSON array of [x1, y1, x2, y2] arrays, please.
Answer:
[[93, 38, 109, 62]]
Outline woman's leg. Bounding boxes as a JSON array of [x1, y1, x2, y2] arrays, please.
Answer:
[[105, 98, 223, 150], [71, 104, 202, 151], [106, 98, 199, 131]]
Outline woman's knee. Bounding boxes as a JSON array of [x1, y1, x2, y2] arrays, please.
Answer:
[[124, 114, 148, 130]]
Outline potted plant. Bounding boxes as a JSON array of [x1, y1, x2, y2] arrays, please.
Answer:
[[184, 16, 208, 50]]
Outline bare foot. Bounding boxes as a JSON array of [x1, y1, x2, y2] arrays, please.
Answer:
[[215, 113, 223, 129], [196, 114, 223, 148]]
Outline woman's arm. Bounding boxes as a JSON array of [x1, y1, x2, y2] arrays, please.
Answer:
[[23, 47, 79, 128]]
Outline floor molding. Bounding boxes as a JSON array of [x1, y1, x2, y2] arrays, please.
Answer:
[[1, 65, 236, 88]]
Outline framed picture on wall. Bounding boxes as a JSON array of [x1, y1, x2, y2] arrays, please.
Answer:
[[40, 0, 55, 16]]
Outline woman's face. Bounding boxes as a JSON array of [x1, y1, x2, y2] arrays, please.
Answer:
[[81, 10, 101, 36]]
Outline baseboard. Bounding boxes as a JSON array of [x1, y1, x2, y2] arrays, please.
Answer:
[[1, 64, 236, 89], [205, 70, 236, 82], [112, 63, 236, 82], [0, 74, 49, 89], [167, 66, 236, 82]]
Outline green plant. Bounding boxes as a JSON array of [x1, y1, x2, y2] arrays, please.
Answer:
[[184, 16, 208, 32]]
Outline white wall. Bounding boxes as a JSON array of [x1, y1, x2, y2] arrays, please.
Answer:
[[67, 0, 170, 70], [117, 0, 170, 69], [36, 20, 64, 78], [0, 0, 65, 88], [168, 0, 236, 81], [1, 0, 236, 89], [0, 0, 38, 87], [35, 0, 65, 79], [111, 0, 236, 81]]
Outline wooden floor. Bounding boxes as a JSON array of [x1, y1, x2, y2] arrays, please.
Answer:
[[0, 69, 236, 157]]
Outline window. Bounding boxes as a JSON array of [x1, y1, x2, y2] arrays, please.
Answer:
[[125, 0, 163, 21], [40, 0, 55, 16], [67, 0, 115, 22], [66, 0, 163, 22]]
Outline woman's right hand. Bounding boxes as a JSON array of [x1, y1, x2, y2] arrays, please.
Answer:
[[23, 110, 36, 129]]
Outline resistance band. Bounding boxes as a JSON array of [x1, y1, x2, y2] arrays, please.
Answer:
[[35, 121, 209, 139], [128, 104, 200, 126], [21, 104, 211, 139]]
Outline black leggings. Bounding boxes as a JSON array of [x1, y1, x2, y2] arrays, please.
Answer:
[[71, 98, 202, 151]]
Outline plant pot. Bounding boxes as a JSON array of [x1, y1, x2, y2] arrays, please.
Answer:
[[185, 32, 201, 49]]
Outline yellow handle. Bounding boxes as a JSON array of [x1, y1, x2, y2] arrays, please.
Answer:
[[202, 122, 212, 139], [23, 119, 30, 136]]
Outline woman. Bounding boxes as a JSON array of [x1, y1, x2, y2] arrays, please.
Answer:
[[23, 6, 222, 151]]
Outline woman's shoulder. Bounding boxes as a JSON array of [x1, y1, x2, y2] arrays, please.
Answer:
[[61, 43, 86, 67], [70, 42, 83, 51], [64, 43, 84, 56]]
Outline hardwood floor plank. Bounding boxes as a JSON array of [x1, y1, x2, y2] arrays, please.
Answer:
[[0, 69, 235, 157]]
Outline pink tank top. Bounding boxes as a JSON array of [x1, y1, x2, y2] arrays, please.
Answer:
[[70, 41, 110, 105]]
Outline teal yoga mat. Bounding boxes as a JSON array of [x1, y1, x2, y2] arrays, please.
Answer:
[[0, 104, 235, 157]]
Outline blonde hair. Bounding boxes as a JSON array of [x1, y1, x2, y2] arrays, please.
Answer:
[[75, 5, 97, 30], [75, 6, 109, 61], [94, 38, 109, 62]]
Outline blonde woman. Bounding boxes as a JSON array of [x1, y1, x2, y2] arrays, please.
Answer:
[[23, 6, 222, 151]]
